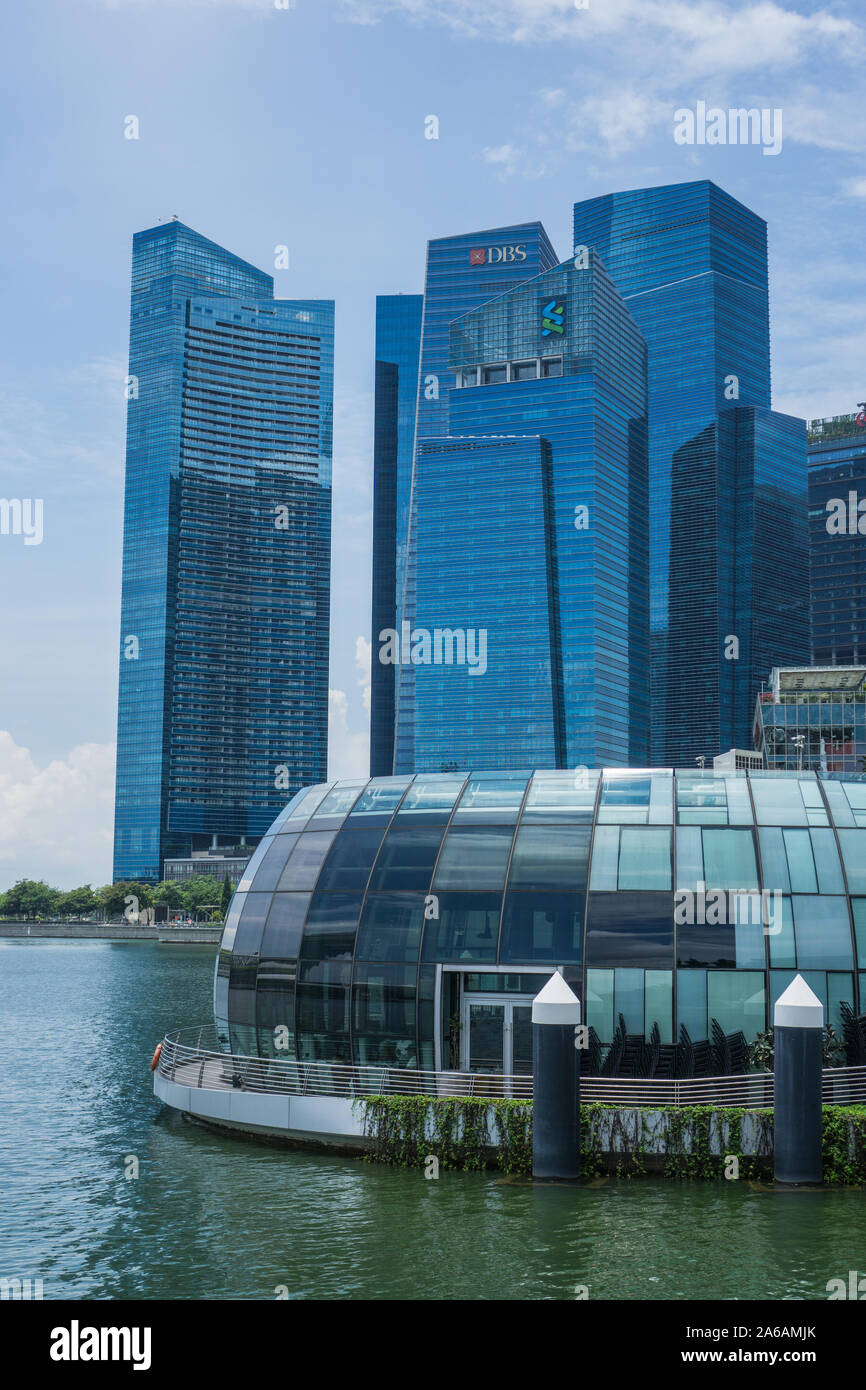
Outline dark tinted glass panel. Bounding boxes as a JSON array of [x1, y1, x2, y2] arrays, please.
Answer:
[[500, 892, 583, 963], [280, 783, 330, 830], [677, 968, 707, 1041], [706, 971, 765, 1040], [238, 836, 275, 890], [355, 892, 426, 962], [585, 892, 674, 968], [233, 892, 271, 954], [433, 826, 514, 890], [316, 828, 383, 892], [277, 830, 338, 890], [352, 963, 418, 1067], [255, 964, 297, 1061], [296, 959, 351, 1061], [418, 964, 436, 1070], [463, 973, 546, 993], [367, 826, 445, 891], [260, 892, 310, 964], [300, 892, 363, 963], [507, 825, 590, 891], [421, 891, 501, 962], [246, 834, 299, 893]]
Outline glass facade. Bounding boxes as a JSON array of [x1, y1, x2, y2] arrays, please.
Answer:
[[572, 180, 809, 765], [754, 666, 866, 775], [370, 295, 423, 776], [216, 768, 865, 1066], [388, 223, 560, 773], [113, 221, 333, 881], [808, 414, 866, 665]]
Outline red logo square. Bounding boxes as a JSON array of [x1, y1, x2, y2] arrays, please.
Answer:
[[469, 248, 486, 265]]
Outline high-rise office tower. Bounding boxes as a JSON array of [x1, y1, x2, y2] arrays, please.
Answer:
[[808, 412, 866, 664], [388, 224, 560, 773], [113, 220, 333, 883], [572, 180, 809, 763], [404, 253, 649, 772], [370, 295, 423, 776]]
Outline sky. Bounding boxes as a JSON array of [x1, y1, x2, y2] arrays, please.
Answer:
[[0, 0, 864, 888]]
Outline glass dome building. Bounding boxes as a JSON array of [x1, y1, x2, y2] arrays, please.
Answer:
[[214, 769, 866, 1073]]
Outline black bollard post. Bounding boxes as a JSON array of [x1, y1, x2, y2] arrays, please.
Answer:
[[532, 972, 581, 1180], [773, 974, 823, 1186]]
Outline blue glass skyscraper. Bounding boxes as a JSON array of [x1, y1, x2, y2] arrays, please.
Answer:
[[808, 412, 866, 665], [404, 252, 649, 771], [113, 220, 333, 882], [572, 180, 808, 763], [390, 224, 559, 772], [370, 294, 423, 776]]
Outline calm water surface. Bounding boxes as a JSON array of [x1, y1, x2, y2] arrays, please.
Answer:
[[1, 939, 864, 1301]]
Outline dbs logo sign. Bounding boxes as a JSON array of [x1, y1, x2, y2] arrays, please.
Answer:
[[469, 245, 527, 266], [856, 402, 866, 427]]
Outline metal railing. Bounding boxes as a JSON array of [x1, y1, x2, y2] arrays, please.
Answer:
[[157, 1028, 866, 1108]]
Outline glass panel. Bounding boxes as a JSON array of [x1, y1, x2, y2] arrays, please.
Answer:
[[296, 959, 351, 1061], [352, 963, 417, 1067], [750, 776, 809, 826], [511, 1005, 533, 1075], [280, 783, 331, 830], [615, 968, 644, 1035], [299, 892, 363, 963], [238, 835, 275, 891], [725, 778, 754, 825], [809, 828, 844, 894], [464, 973, 544, 993], [757, 827, 790, 894], [420, 891, 500, 962], [791, 896, 854, 970], [852, 899, 866, 968], [233, 892, 271, 954], [821, 780, 855, 828], [394, 774, 467, 824], [306, 781, 366, 826], [706, 970, 765, 1041], [675, 774, 728, 825], [366, 826, 445, 892], [315, 828, 383, 892], [276, 830, 338, 891], [645, 970, 673, 1044], [701, 829, 759, 891], [507, 825, 591, 891], [837, 830, 866, 892], [243, 834, 299, 893], [586, 968, 614, 1044], [589, 825, 619, 890], [648, 775, 674, 825], [783, 829, 817, 893], [675, 826, 704, 891], [500, 891, 583, 963], [355, 893, 426, 963], [345, 778, 411, 826], [768, 895, 796, 968], [521, 770, 599, 823], [259, 892, 310, 965], [586, 892, 674, 968], [432, 826, 514, 890], [617, 827, 672, 890], [468, 1003, 504, 1073], [268, 786, 315, 831], [451, 772, 529, 823], [828, 972, 855, 1038], [677, 969, 707, 1042], [598, 773, 652, 824]]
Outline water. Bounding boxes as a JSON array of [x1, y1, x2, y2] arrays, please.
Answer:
[[1, 939, 864, 1301]]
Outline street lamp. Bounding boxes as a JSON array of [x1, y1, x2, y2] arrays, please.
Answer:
[[792, 734, 805, 772]]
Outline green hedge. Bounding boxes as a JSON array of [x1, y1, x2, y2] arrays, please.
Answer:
[[356, 1097, 866, 1183]]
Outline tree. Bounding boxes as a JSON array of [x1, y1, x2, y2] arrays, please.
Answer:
[[100, 880, 154, 918], [181, 875, 221, 918], [1, 879, 62, 919], [152, 880, 184, 910], [220, 874, 233, 915], [57, 885, 100, 918]]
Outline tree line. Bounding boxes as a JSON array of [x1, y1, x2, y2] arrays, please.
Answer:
[[0, 875, 234, 922]]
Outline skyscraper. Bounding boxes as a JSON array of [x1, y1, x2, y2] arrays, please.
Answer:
[[390, 224, 560, 772], [370, 295, 423, 776], [572, 180, 808, 763], [808, 412, 866, 665], [402, 252, 649, 772], [113, 220, 333, 883]]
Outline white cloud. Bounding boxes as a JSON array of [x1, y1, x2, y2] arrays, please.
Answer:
[[0, 733, 115, 891], [328, 689, 369, 780], [355, 635, 372, 712], [843, 175, 866, 197]]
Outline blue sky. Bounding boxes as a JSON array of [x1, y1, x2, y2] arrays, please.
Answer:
[[0, 0, 864, 887]]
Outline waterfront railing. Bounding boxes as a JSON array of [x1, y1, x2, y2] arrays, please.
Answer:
[[157, 1027, 866, 1107]]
